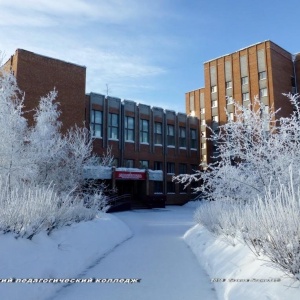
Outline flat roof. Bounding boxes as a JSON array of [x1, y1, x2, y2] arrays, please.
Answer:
[[203, 40, 292, 64], [15, 48, 86, 69]]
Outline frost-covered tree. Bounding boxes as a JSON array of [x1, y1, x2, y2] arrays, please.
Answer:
[[0, 61, 109, 238], [28, 90, 96, 195], [176, 95, 300, 202], [0, 65, 31, 189]]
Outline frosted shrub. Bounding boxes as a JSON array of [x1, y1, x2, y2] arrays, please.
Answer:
[[245, 176, 300, 278], [194, 200, 245, 246], [194, 172, 300, 279], [0, 180, 102, 239]]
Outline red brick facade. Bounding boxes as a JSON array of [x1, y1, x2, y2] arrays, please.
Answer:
[[186, 40, 297, 165], [3, 49, 86, 132]]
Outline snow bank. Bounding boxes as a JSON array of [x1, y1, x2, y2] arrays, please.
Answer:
[[0, 213, 132, 300], [184, 224, 300, 300]]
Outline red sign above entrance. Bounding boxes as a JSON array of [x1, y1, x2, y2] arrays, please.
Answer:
[[115, 171, 146, 180]]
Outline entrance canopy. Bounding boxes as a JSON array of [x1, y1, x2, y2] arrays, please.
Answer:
[[115, 168, 146, 180], [83, 166, 163, 181]]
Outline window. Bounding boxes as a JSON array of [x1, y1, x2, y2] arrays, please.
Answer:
[[241, 76, 248, 85], [179, 163, 187, 174], [90, 110, 102, 138], [179, 183, 187, 194], [212, 100, 218, 108], [125, 116, 135, 141], [201, 131, 206, 138], [259, 71, 266, 80], [211, 85, 217, 93], [124, 159, 134, 168], [201, 108, 205, 114], [154, 122, 162, 144], [111, 158, 118, 167], [154, 181, 163, 193], [109, 113, 119, 139], [201, 119, 206, 125], [167, 182, 175, 193], [179, 127, 186, 148], [140, 119, 149, 143], [242, 92, 249, 101], [226, 81, 232, 89], [228, 112, 234, 121], [190, 129, 197, 149], [260, 88, 268, 97], [139, 160, 149, 169], [226, 96, 233, 104], [202, 154, 207, 162], [212, 115, 219, 123], [167, 162, 175, 174], [154, 161, 163, 170], [167, 124, 175, 146]]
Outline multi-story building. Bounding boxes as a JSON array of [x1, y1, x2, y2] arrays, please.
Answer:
[[86, 93, 200, 205], [2, 49, 200, 205], [186, 40, 300, 165]]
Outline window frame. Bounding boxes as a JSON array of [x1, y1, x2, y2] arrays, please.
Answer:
[[154, 161, 163, 171], [259, 71, 266, 80], [211, 85, 217, 93], [179, 126, 186, 148], [260, 88, 268, 98], [125, 116, 135, 142], [167, 181, 176, 194], [139, 160, 149, 169], [108, 113, 119, 140], [225, 81, 232, 89], [167, 124, 175, 147], [212, 100, 218, 108], [226, 96, 233, 105], [90, 109, 103, 138], [167, 162, 175, 174], [154, 122, 162, 145], [140, 119, 149, 144], [190, 128, 197, 149], [241, 76, 249, 85], [242, 92, 250, 101]]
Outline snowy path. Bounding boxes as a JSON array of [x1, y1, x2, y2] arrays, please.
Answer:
[[52, 206, 217, 300]]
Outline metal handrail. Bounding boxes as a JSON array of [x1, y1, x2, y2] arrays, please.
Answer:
[[107, 194, 132, 206]]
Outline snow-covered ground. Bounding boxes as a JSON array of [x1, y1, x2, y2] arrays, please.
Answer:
[[184, 202, 300, 300], [51, 205, 217, 300], [0, 213, 132, 300], [1, 203, 300, 300]]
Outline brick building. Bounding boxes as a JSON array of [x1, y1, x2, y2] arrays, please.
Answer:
[[186, 40, 300, 165], [2, 49, 200, 205], [86, 93, 200, 205], [2, 49, 86, 132]]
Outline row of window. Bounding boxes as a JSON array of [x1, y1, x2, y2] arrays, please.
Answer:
[[207, 88, 268, 109], [122, 159, 198, 174], [242, 88, 268, 101], [211, 71, 267, 93], [153, 181, 197, 194], [91, 111, 197, 148]]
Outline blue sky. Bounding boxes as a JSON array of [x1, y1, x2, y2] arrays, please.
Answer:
[[1, 0, 300, 113]]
